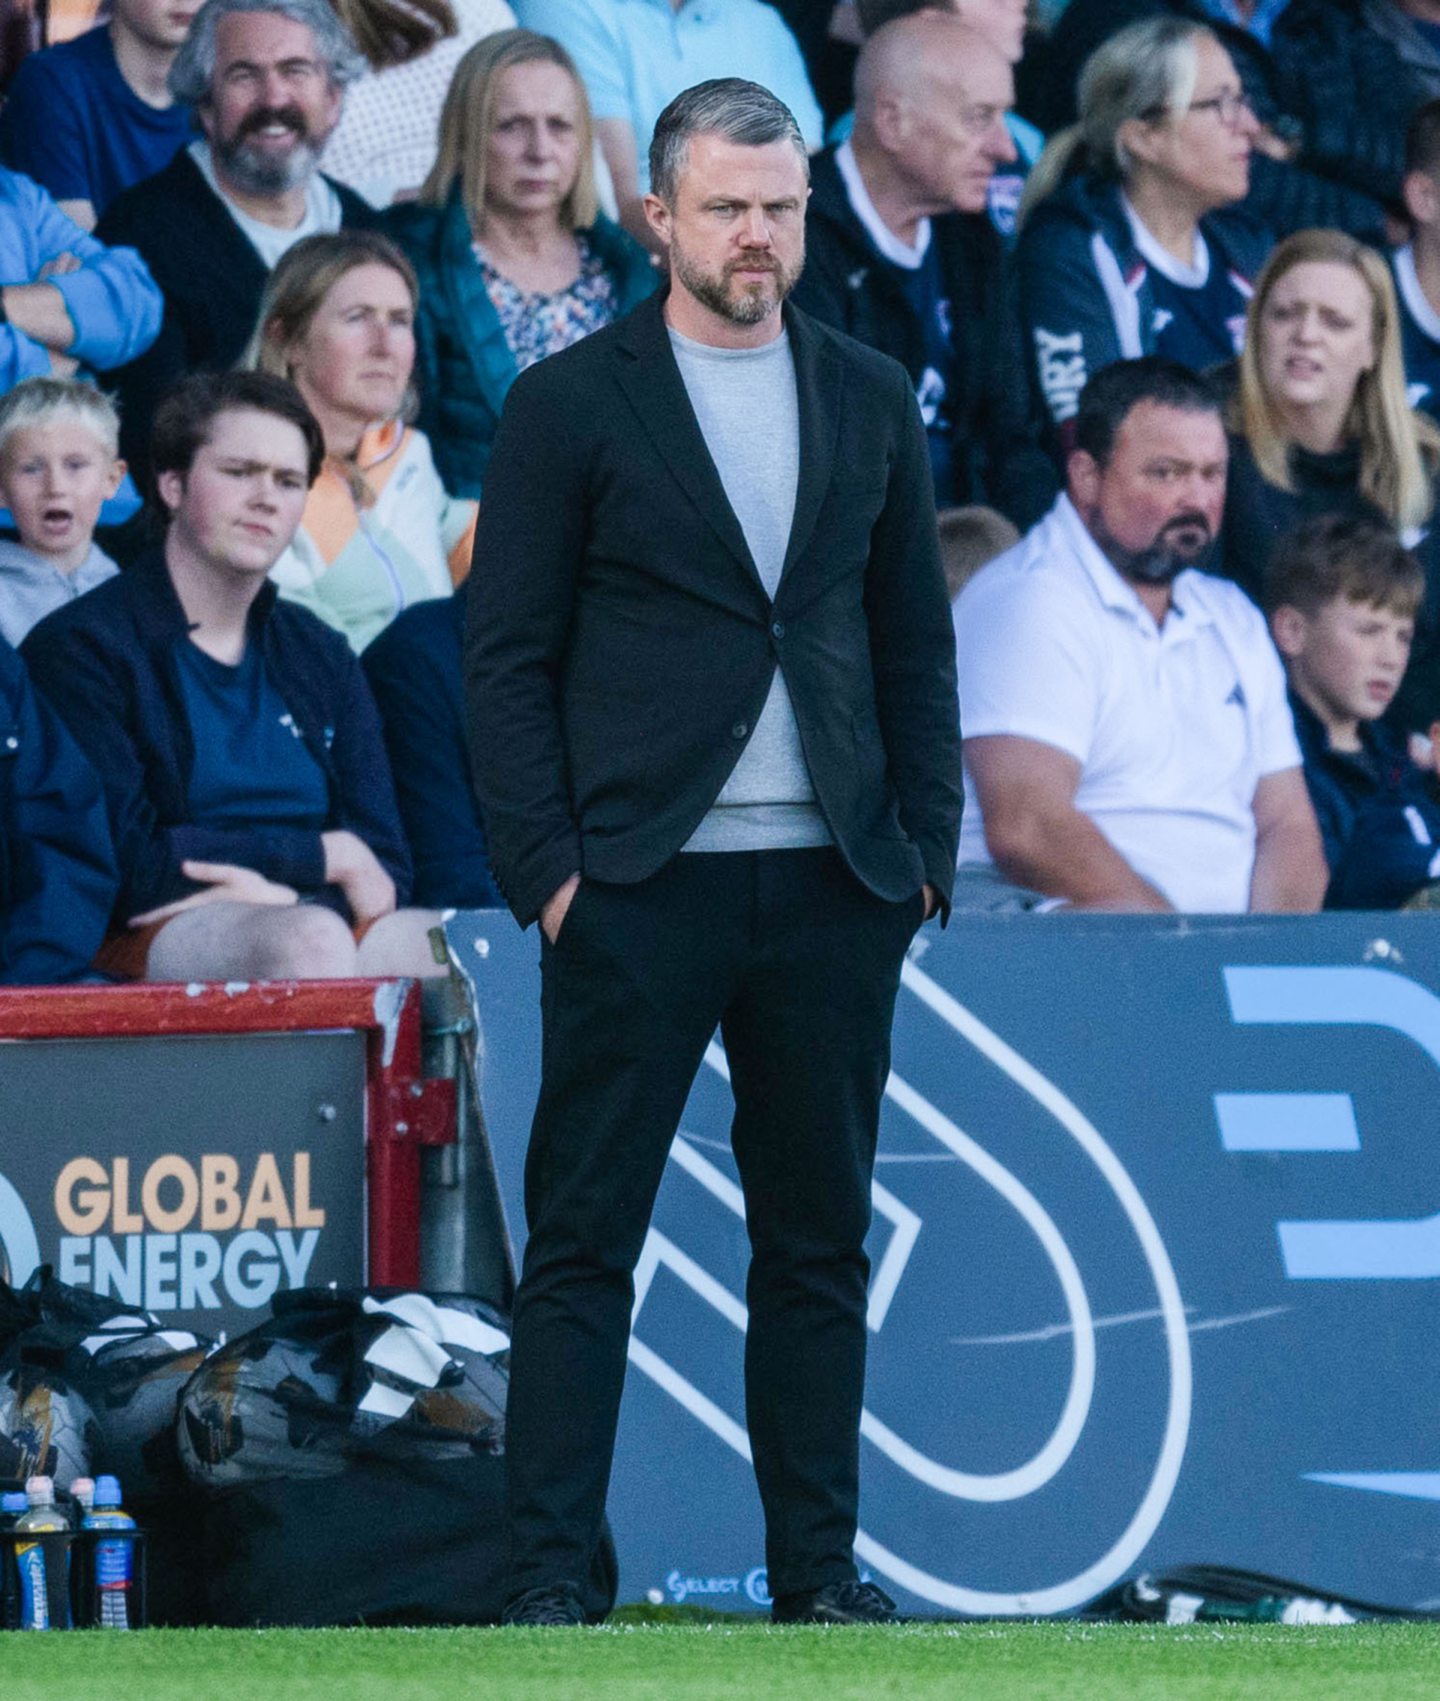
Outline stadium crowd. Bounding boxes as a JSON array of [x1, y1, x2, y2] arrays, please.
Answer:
[[6, 0, 1440, 984]]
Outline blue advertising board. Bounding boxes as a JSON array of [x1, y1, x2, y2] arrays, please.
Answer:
[[448, 911, 1440, 1616]]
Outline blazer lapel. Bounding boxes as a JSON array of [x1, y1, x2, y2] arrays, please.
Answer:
[[779, 305, 843, 587], [612, 297, 766, 597]]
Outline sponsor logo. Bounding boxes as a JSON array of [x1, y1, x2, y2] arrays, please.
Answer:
[[51, 1152, 326, 1313], [665, 1571, 741, 1604], [660, 1565, 771, 1607]]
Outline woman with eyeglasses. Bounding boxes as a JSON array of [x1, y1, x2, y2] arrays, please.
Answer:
[[1016, 15, 1271, 437]]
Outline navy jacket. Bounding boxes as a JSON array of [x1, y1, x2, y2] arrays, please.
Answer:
[[385, 192, 658, 499], [21, 553, 410, 925], [791, 146, 1058, 528], [1017, 173, 1270, 431], [0, 635, 117, 982], [362, 582, 503, 909], [1291, 689, 1440, 909]]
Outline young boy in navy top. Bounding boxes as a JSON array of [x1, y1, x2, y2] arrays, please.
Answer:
[[1267, 513, 1440, 908]]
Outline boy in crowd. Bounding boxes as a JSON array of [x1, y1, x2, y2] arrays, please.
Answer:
[[0, 380, 123, 646], [1268, 513, 1440, 909], [22, 369, 442, 981]]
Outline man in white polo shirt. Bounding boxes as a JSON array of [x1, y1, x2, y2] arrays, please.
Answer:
[[954, 357, 1328, 913]]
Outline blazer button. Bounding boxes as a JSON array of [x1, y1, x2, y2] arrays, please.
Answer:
[[732, 721, 749, 740], [771, 620, 785, 640]]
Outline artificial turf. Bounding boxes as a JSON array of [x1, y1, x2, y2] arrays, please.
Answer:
[[2, 1621, 1440, 1700]]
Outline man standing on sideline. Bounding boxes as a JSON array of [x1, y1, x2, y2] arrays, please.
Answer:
[[467, 79, 962, 1627]]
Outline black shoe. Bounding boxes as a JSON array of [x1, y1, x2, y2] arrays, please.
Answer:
[[502, 1584, 587, 1626], [771, 1580, 899, 1624]]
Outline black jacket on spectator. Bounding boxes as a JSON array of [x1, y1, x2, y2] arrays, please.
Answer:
[[95, 150, 379, 478], [362, 582, 503, 910], [1290, 687, 1440, 908], [790, 146, 1058, 527], [21, 552, 410, 926], [1220, 431, 1440, 734], [1033, 0, 1421, 242], [0, 635, 116, 982], [1017, 172, 1269, 433]]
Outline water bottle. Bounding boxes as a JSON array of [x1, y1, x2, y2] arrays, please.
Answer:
[[70, 1478, 95, 1525], [13, 1476, 71, 1630], [84, 1476, 137, 1631], [0, 1490, 25, 1631]]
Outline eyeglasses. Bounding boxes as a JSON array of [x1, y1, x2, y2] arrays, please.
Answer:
[[1142, 90, 1254, 129], [1187, 90, 1254, 127]]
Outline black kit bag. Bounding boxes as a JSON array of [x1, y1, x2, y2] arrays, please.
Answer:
[[0, 1268, 214, 1623], [177, 1287, 617, 1625]]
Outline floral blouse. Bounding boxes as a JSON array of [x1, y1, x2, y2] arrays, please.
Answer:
[[474, 233, 621, 372]]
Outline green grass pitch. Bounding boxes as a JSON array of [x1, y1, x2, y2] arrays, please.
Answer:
[[4, 1621, 1440, 1700]]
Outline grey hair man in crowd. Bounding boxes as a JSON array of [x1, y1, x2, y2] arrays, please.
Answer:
[[468, 78, 962, 1626], [96, 0, 378, 476]]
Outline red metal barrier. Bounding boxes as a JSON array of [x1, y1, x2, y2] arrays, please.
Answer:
[[0, 979, 456, 1288]]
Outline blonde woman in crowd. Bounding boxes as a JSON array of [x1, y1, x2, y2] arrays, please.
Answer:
[[384, 29, 655, 498], [247, 230, 474, 653], [1222, 227, 1440, 733]]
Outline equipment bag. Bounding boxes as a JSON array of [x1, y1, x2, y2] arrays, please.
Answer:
[[177, 1287, 616, 1625]]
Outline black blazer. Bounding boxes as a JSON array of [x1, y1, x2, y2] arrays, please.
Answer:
[[465, 292, 964, 929]]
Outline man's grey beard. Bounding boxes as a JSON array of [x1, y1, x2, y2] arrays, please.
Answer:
[[670, 241, 803, 327], [212, 130, 321, 196]]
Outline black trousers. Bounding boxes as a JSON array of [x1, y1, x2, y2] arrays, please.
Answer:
[[505, 847, 922, 1601]]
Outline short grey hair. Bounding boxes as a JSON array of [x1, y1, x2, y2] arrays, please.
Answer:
[[648, 78, 808, 205], [170, 0, 368, 105]]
